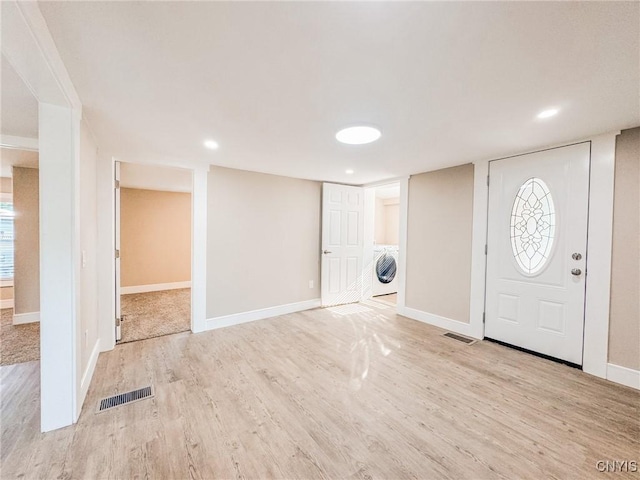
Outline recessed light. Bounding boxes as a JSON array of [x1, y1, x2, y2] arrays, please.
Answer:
[[345, 169, 354, 175], [336, 126, 381, 145], [537, 108, 559, 119], [204, 139, 219, 150]]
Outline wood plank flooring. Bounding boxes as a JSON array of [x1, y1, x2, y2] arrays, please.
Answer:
[[1, 300, 638, 479]]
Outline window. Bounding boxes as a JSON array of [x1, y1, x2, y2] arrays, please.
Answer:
[[0, 199, 14, 282], [510, 177, 555, 275]]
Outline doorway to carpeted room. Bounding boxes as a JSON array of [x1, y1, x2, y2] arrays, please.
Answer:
[[116, 163, 193, 345]]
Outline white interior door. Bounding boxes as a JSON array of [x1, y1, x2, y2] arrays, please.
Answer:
[[485, 143, 590, 365], [114, 161, 122, 342], [321, 183, 364, 306]]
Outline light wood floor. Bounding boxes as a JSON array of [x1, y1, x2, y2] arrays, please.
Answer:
[[1, 300, 638, 479]]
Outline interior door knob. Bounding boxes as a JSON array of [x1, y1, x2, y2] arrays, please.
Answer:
[[323, 250, 332, 254], [571, 268, 582, 276]]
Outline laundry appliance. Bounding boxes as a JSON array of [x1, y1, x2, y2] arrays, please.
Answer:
[[372, 245, 399, 296]]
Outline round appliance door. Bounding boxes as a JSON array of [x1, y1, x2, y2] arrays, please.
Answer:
[[376, 252, 397, 284]]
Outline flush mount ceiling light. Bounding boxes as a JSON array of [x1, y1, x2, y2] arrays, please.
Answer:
[[345, 169, 354, 174], [537, 108, 559, 119], [204, 139, 219, 150], [336, 126, 381, 145]]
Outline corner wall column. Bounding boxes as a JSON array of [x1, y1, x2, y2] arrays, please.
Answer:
[[38, 102, 82, 431], [191, 166, 208, 333]]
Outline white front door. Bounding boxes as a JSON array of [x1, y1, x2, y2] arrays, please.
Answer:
[[321, 183, 364, 306], [485, 142, 590, 365]]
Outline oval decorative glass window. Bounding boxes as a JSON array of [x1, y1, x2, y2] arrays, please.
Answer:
[[510, 177, 556, 274]]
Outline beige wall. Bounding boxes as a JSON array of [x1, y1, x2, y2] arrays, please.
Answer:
[[0, 177, 12, 194], [0, 286, 13, 301], [13, 167, 40, 315], [608, 127, 640, 370], [374, 197, 386, 245], [405, 164, 474, 323], [384, 199, 399, 245], [207, 166, 321, 318], [374, 197, 400, 245], [120, 188, 191, 287]]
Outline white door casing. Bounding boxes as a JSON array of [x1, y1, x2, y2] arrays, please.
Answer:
[[485, 142, 591, 365], [114, 161, 121, 342], [321, 183, 364, 306]]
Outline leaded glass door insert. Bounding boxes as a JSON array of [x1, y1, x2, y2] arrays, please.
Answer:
[[510, 177, 556, 275]]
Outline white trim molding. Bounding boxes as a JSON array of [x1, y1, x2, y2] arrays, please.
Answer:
[[121, 281, 191, 295], [607, 363, 640, 390], [1, 1, 82, 111], [396, 177, 409, 311], [469, 159, 490, 340], [0, 135, 38, 151], [79, 339, 101, 406], [191, 166, 209, 333], [361, 187, 376, 301], [582, 133, 619, 378], [398, 306, 476, 338], [0, 299, 14, 309], [205, 299, 321, 331], [12, 311, 39, 324]]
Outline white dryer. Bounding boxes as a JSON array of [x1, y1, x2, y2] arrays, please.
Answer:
[[372, 245, 399, 296]]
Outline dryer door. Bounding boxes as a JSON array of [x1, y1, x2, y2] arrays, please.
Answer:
[[376, 252, 397, 284]]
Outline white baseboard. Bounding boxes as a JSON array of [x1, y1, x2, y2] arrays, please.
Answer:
[[398, 306, 480, 339], [121, 281, 191, 295], [205, 298, 321, 331], [12, 311, 40, 325], [0, 298, 14, 309], [79, 339, 101, 411], [606, 363, 640, 390]]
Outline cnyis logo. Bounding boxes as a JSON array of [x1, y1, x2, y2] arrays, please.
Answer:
[[596, 460, 638, 473]]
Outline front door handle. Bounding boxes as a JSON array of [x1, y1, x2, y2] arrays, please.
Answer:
[[571, 268, 582, 276]]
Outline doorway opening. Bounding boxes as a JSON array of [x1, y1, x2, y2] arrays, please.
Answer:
[[369, 183, 400, 306], [0, 149, 40, 366], [115, 162, 193, 344]]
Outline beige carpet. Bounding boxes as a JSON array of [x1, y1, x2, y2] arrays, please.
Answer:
[[0, 308, 40, 366], [120, 288, 191, 344]]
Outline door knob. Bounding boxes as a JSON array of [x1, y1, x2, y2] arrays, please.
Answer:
[[572, 253, 582, 260], [323, 250, 332, 254], [571, 268, 582, 276]]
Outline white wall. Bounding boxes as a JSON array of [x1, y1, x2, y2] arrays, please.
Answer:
[[78, 121, 100, 405]]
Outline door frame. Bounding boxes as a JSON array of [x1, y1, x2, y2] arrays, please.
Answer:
[[361, 177, 409, 310], [100, 158, 209, 351], [470, 132, 619, 379]]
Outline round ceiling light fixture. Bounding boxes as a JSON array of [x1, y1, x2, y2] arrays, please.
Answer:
[[537, 108, 559, 119], [204, 139, 219, 150], [336, 125, 381, 145], [345, 169, 354, 175]]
